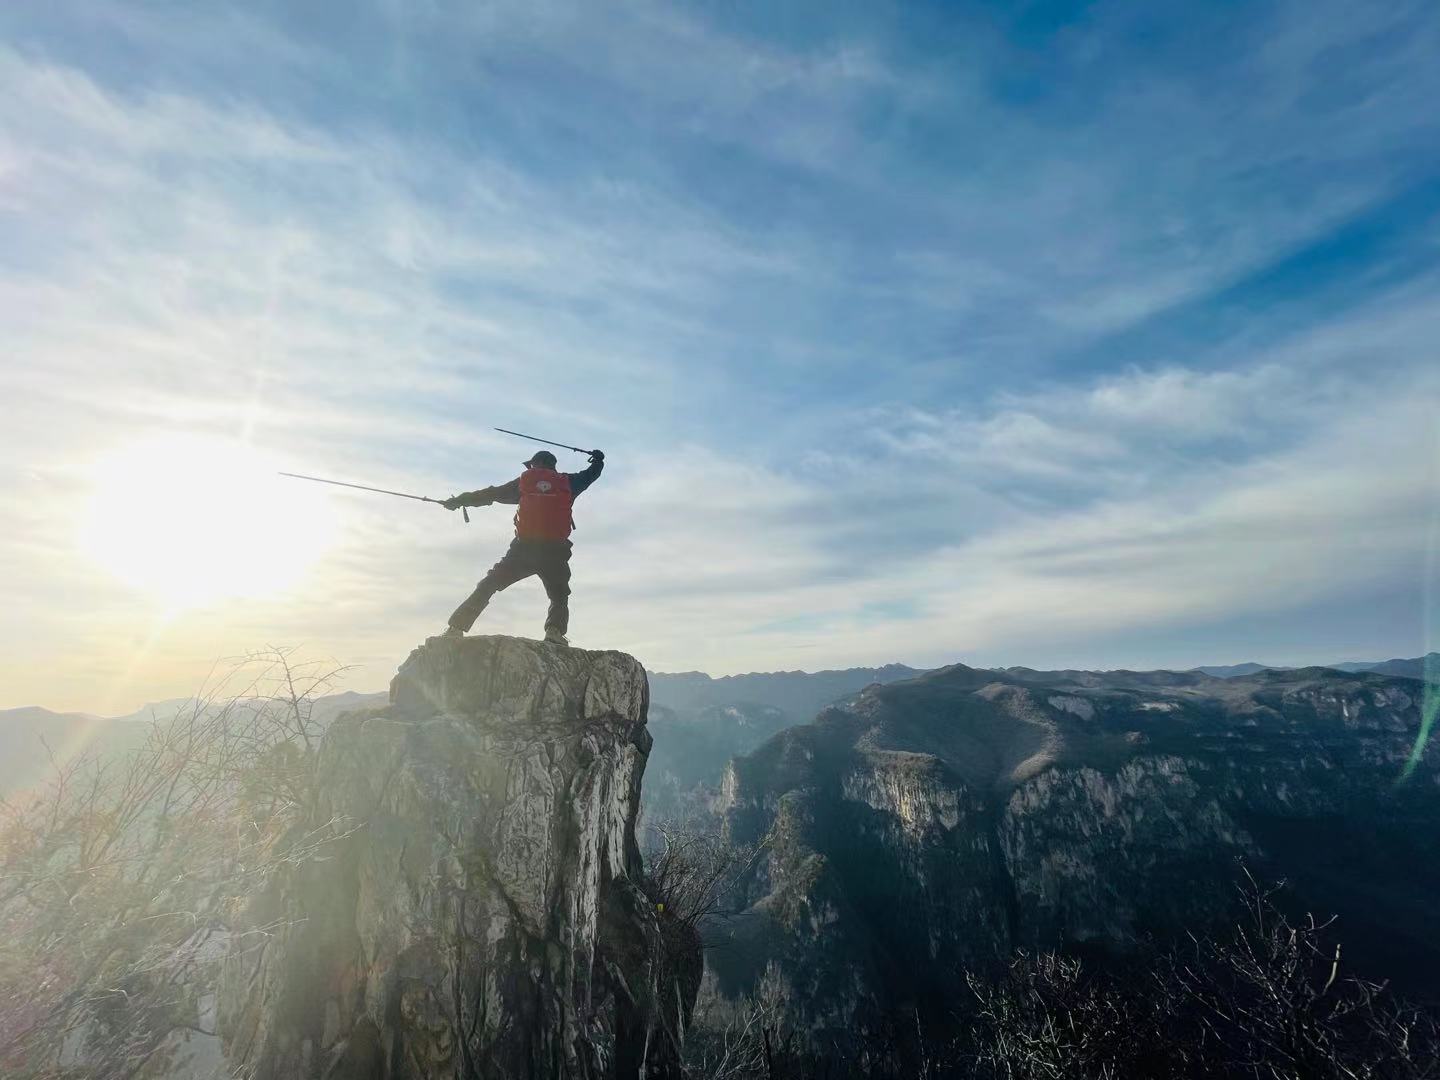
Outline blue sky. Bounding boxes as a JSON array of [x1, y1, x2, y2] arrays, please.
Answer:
[[2, 0, 1438, 711]]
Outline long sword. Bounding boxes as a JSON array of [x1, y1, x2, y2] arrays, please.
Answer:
[[493, 428, 594, 455], [278, 472, 469, 521]]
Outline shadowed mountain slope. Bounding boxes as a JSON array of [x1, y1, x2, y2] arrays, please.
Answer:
[[715, 662, 1439, 1049]]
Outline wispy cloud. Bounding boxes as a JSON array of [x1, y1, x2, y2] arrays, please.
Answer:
[[1, 1, 1437, 710]]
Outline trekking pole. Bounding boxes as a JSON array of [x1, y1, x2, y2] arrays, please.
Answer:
[[493, 428, 596, 456], [278, 472, 470, 521]]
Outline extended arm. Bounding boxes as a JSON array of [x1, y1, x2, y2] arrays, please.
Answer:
[[442, 477, 521, 510]]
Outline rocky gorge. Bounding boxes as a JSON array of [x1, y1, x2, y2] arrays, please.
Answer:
[[712, 662, 1440, 1050]]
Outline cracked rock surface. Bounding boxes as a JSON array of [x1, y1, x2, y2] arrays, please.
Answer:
[[219, 635, 698, 1080]]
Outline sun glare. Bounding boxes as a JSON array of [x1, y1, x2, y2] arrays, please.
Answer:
[[79, 434, 339, 609]]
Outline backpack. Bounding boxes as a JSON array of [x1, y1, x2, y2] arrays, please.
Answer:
[[515, 468, 574, 540]]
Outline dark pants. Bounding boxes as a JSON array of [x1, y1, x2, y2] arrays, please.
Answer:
[[448, 538, 573, 635]]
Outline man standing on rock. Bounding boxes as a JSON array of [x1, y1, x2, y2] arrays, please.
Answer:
[[439, 447, 604, 646]]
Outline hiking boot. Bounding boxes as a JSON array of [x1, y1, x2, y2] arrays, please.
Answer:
[[544, 630, 568, 646]]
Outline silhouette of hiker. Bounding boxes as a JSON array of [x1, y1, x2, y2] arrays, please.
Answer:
[[440, 448, 604, 646]]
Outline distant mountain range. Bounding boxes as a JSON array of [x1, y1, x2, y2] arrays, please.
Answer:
[[647, 664, 924, 719], [0, 691, 390, 796], [2, 665, 927, 804], [0, 706, 125, 794], [6, 654, 1434, 801], [1191, 652, 1439, 679], [641, 655, 1439, 821]]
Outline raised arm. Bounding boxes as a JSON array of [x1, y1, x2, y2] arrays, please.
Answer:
[[567, 450, 605, 497]]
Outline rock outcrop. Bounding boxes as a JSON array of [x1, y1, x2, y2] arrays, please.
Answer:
[[219, 635, 699, 1079], [714, 664, 1440, 1048]]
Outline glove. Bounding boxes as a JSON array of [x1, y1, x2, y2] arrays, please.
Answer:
[[441, 496, 463, 511], [588, 449, 605, 462]]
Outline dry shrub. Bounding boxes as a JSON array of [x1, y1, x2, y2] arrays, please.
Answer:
[[0, 649, 350, 1079], [967, 871, 1440, 1080]]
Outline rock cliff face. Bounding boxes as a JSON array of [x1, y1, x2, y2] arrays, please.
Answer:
[[641, 665, 925, 823], [715, 664, 1440, 1046], [219, 635, 699, 1080]]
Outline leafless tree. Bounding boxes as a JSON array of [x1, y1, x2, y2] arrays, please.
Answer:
[[0, 648, 351, 1079], [643, 821, 770, 940], [1168, 870, 1440, 1080], [966, 871, 1440, 1080], [967, 949, 1189, 1080]]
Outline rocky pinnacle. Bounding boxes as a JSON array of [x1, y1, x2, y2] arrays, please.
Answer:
[[219, 634, 699, 1080]]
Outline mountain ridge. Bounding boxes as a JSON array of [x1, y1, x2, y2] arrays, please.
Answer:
[[8, 651, 1435, 726], [712, 660, 1439, 1049]]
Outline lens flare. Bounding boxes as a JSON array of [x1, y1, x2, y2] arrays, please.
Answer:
[[1401, 461, 1440, 782]]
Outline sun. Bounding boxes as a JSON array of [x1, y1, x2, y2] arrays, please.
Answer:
[[79, 434, 339, 609]]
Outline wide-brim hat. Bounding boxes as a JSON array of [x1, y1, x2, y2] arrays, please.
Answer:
[[524, 450, 558, 468]]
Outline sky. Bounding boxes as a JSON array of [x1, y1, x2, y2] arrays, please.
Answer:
[[2, 0, 1439, 714]]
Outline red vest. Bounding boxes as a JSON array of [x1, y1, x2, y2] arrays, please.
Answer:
[[515, 468, 574, 540]]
